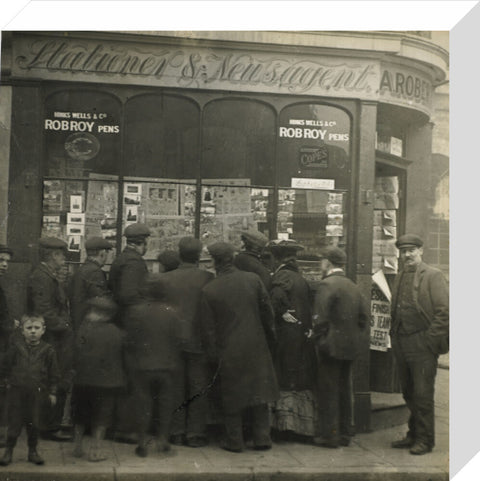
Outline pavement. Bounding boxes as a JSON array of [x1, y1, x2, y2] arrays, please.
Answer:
[[0, 365, 449, 481]]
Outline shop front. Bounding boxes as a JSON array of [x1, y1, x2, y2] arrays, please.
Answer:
[[0, 31, 448, 431]]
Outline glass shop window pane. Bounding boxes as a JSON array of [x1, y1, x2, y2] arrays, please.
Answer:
[[202, 99, 275, 186], [277, 104, 352, 190], [199, 181, 274, 252], [124, 95, 200, 179], [44, 90, 122, 178], [277, 188, 348, 282]]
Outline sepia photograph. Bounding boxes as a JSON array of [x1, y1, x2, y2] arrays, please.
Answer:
[[0, 1, 475, 480]]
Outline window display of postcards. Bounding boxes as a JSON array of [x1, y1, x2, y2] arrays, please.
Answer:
[[251, 189, 270, 222]]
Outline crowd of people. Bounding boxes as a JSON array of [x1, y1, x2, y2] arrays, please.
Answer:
[[0, 225, 448, 466]]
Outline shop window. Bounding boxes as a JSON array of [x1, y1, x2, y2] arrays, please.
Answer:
[[44, 90, 122, 178], [277, 104, 351, 189], [124, 94, 200, 179], [202, 99, 275, 185]]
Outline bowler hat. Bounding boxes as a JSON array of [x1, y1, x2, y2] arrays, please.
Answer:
[[85, 237, 113, 251], [39, 237, 68, 250], [395, 234, 424, 249], [241, 230, 268, 248], [124, 223, 151, 239], [207, 242, 235, 259], [0, 245, 13, 256], [320, 246, 347, 266]]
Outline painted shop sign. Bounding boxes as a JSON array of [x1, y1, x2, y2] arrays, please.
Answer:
[[12, 35, 380, 99]]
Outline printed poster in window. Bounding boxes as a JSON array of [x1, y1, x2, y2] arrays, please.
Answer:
[[146, 184, 179, 217]]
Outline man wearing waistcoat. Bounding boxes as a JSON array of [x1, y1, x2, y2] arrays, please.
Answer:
[[390, 234, 449, 455]]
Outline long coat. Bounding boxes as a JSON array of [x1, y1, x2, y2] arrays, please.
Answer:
[[234, 251, 272, 290], [312, 271, 369, 361], [390, 261, 449, 355], [70, 259, 111, 330], [108, 247, 148, 308], [200, 266, 279, 412], [270, 262, 315, 391], [161, 263, 214, 353]]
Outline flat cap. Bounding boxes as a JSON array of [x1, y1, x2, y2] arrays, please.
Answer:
[[266, 239, 304, 253], [39, 237, 68, 250], [0, 245, 13, 256], [157, 249, 181, 272], [85, 236, 113, 251], [241, 230, 268, 248], [395, 234, 423, 249], [207, 242, 235, 259], [87, 296, 118, 314], [320, 246, 347, 266], [124, 223, 151, 239]]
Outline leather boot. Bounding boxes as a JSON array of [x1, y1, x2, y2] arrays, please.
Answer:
[[0, 447, 13, 466], [28, 448, 45, 465]]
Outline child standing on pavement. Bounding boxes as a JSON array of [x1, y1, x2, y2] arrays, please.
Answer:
[[0, 315, 59, 466], [72, 296, 126, 462]]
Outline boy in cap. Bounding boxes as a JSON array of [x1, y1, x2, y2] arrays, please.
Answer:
[[28, 237, 73, 441], [70, 237, 113, 331], [312, 246, 369, 448], [390, 234, 449, 455], [234, 230, 271, 290], [201, 242, 278, 452], [72, 296, 126, 462], [124, 274, 184, 457], [0, 315, 60, 466], [162, 237, 214, 447]]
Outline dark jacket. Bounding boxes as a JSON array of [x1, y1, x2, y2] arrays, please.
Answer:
[[0, 337, 59, 395], [74, 321, 126, 388], [70, 259, 111, 330], [312, 270, 369, 361], [124, 301, 183, 371], [270, 261, 315, 391], [391, 262, 449, 355], [234, 251, 272, 290], [28, 263, 71, 333], [108, 247, 148, 308], [161, 263, 214, 354], [201, 265, 279, 411], [0, 284, 13, 350]]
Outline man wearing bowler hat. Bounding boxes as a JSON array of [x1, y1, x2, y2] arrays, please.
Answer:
[[312, 246, 369, 448], [390, 234, 449, 455], [28, 237, 74, 441], [201, 242, 278, 452], [70, 237, 113, 331], [234, 230, 272, 290]]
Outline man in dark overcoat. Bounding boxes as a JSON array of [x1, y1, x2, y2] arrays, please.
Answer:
[[390, 234, 449, 455], [234, 230, 271, 289], [162, 237, 214, 448], [108, 223, 150, 315], [108, 223, 150, 441], [200, 242, 279, 453], [69, 237, 113, 331], [312, 246, 369, 448], [28, 237, 74, 441]]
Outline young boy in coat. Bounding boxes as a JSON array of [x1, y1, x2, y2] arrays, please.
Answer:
[[0, 315, 60, 466], [72, 296, 126, 462]]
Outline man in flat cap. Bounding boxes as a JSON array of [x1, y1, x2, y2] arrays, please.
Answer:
[[390, 234, 449, 455], [108, 223, 150, 314], [27, 237, 74, 441], [70, 237, 113, 331], [200, 242, 278, 452], [0, 245, 15, 446], [161, 237, 213, 448], [312, 246, 369, 448], [108, 223, 150, 441], [234, 230, 272, 290]]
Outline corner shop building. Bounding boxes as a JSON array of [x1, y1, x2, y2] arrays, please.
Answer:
[[0, 31, 449, 431]]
